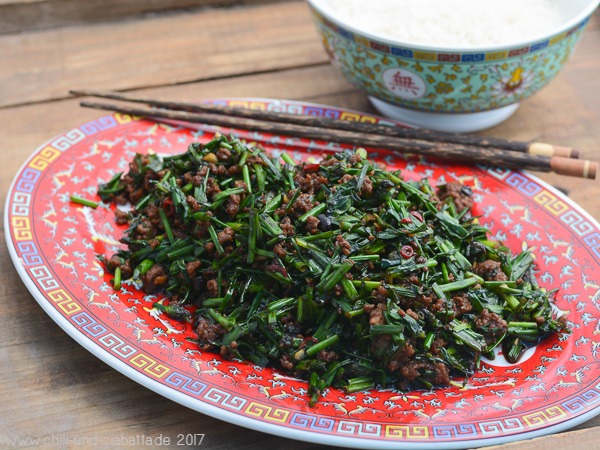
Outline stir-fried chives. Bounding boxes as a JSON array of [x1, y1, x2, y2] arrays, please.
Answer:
[[345, 376, 375, 393], [439, 277, 479, 293], [298, 203, 326, 223], [112, 266, 122, 290], [70, 195, 99, 209], [99, 135, 567, 406], [306, 335, 339, 357], [159, 208, 174, 243]]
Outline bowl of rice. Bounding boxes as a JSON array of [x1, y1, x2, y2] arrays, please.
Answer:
[[307, 0, 599, 132]]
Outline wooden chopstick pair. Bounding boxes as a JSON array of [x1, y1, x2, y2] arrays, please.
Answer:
[[70, 89, 597, 179]]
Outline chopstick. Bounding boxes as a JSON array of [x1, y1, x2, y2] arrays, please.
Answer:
[[71, 90, 597, 179], [71, 89, 578, 159]]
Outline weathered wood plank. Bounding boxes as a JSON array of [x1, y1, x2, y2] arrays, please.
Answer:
[[0, 0, 295, 35], [0, 0, 326, 108]]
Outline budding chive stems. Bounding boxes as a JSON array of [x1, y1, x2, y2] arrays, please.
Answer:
[[70, 195, 99, 209], [451, 320, 486, 352], [285, 188, 301, 212], [508, 321, 538, 328], [167, 244, 196, 260], [441, 262, 449, 283], [133, 259, 155, 278], [256, 248, 275, 258], [345, 377, 375, 393], [306, 335, 339, 357], [247, 211, 259, 263], [371, 324, 404, 334], [341, 278, 359, 301], [259, 213, 283, 236], [303, 230, 338, 242], [316, 261, 353, 293], [439, 277, 479, 293], [483, 281, 517, 290], [265, 269, 293, 286], [208, 225, 224, 255], [350, 254, 380, 262], [97, 172, 124, 201], [351, 280, 381, 289], [507, 322, 539, 340], [242, 164, 252, 194], [112, 266, 122, 290], [159, 208, 174, 243], [207, 309, 234, 330], [135, 193, 152, 210], [298, 203, 327, 223], [423, 331, 435, 350], [280, 152, 296, 166], [387, 173, 403, 185], [254, 164, 265, 192], [203, 297, 227, 308], [505, 294, 521, 311], [263, 193, 282, 214], [267, 297, 296, 312], [346, 309, 365, 318]]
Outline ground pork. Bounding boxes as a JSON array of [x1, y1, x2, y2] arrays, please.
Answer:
[[217, 227, 235, 245], [437, 181, 474, 212], [216, 147, 232, 161], [294, 171, 328, 193], [400, 360, 450, 385], [107, 255, 133, 279], [292, 194, 314, 215], [141, 264, 167, 293], [475, 308, 508, 337], [317, 350, 338, 363], [273, 243, 287, 258], [370, 285, 388, 304], [280, 217, 295, 236], [186, 260, 202, 278], [305, 215, 320, 235], [474, 259, 508, 281], [388, 342, 415, 372], [335, 234, 351, 255], [280, 354, 294, 370], [186, 195, 202, 212], [113, 208, 130, 225], [196, 317, 225, 350], [225, 194, 241, 218], [359, 175, 373, 196], [453, 293, 473, 317], [365, 302, 386, 325], [206, 279, 219, 297]]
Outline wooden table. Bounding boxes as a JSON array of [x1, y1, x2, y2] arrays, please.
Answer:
[[1, 2, 599, 449]]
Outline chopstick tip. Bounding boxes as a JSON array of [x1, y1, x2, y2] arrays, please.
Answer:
[[529, 143, 579, 159], [550, 157, 597, 180]]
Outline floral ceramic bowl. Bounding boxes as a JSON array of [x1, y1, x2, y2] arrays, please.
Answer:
[[307, 0, 599, 132]]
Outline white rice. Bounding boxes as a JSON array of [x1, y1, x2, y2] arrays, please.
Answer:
[[318, 0, 564, 48]]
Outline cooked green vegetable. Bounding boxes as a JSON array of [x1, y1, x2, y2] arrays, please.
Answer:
[[70, 195, 99, 209], [101, 135, 567, 405]]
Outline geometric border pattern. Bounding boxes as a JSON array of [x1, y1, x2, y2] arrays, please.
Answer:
[[311, 10, 589, 63]]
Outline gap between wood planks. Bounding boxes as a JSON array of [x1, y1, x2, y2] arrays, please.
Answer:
[[0, 61, 330, 111]]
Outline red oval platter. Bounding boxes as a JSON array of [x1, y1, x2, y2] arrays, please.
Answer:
[[5, 99, 600, 449]]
